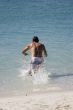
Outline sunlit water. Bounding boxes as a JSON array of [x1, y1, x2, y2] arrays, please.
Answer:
[[0, 0, 73, 96]]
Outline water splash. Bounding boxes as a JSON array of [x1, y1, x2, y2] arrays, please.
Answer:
[[18, 65, 51, 85], [32, 68, 50, 85]]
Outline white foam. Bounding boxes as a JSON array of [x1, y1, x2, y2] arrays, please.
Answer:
[[18, 69, 30, 78], [33, 72, 49, 85], [18, 65, 51, 85]]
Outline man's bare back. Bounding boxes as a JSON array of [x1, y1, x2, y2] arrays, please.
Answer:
[[28, 42, 47, 57], [22, 37, 47, 57]]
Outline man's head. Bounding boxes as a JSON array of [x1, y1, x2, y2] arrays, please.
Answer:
[[32, 36, 39, 43]]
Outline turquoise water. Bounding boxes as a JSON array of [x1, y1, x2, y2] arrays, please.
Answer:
[[0, 0, 73, 96]]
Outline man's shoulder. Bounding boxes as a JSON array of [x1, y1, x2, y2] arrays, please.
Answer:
[[28, 43, 33, 48], [39, 43, 45, 47], [27, 43, 32, 46], [25, 43, 32, 49]]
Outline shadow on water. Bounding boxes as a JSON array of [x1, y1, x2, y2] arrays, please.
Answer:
[[48, 73, 73, 79]]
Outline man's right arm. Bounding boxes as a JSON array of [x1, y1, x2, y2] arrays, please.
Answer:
[[22, 45, 30, 56]]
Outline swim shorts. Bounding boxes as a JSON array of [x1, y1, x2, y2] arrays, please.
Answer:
[[30, 57, 44, 70]]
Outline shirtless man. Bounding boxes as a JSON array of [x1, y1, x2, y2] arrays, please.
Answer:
[[22, 36, 47, 75]]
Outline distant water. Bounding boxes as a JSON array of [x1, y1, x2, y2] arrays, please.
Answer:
[[0, 0, 73, 96]]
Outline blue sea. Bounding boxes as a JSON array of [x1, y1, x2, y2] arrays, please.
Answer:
[[0, 0, 73, 96]]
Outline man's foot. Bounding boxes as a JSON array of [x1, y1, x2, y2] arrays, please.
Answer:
[[28, 71, 32, 76]]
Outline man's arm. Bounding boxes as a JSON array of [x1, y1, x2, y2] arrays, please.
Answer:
[[43, 45, 48, 57], [22, 45, 30, 56]]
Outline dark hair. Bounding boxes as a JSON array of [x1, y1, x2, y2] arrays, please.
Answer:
[[32, 36, 39, 42]]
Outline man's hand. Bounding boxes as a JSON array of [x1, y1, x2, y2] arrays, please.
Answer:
[[24, 53, 28, 56], [22, 51, 28, 56]]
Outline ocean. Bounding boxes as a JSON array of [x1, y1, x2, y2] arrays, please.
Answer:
[[0, 0, 73, 96]]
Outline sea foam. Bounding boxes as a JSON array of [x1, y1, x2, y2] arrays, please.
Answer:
[[18, 65, 51, 85]]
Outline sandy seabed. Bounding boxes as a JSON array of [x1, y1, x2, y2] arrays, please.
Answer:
[[0, 91, 73, 110]]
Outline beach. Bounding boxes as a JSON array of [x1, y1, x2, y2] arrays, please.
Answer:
[[0, 91, 73, 110], [0, 0, 73, 109]]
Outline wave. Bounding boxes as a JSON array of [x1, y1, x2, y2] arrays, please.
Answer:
[[18, 67, 51, 85], [18, 61, 73, 85]]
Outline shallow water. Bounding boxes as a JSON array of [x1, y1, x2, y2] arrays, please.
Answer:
[[0, 0, 73, 96]]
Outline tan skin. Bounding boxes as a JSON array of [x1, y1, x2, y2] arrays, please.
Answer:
[[22, 41, 47, 57]]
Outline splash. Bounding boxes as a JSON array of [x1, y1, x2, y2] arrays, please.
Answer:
[[32, 68, 50, 85], [18, 65, 51, 85], [18, 69, 30, 78]]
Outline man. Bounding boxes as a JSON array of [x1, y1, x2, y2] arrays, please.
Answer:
[[22, 36, 47, 75]]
